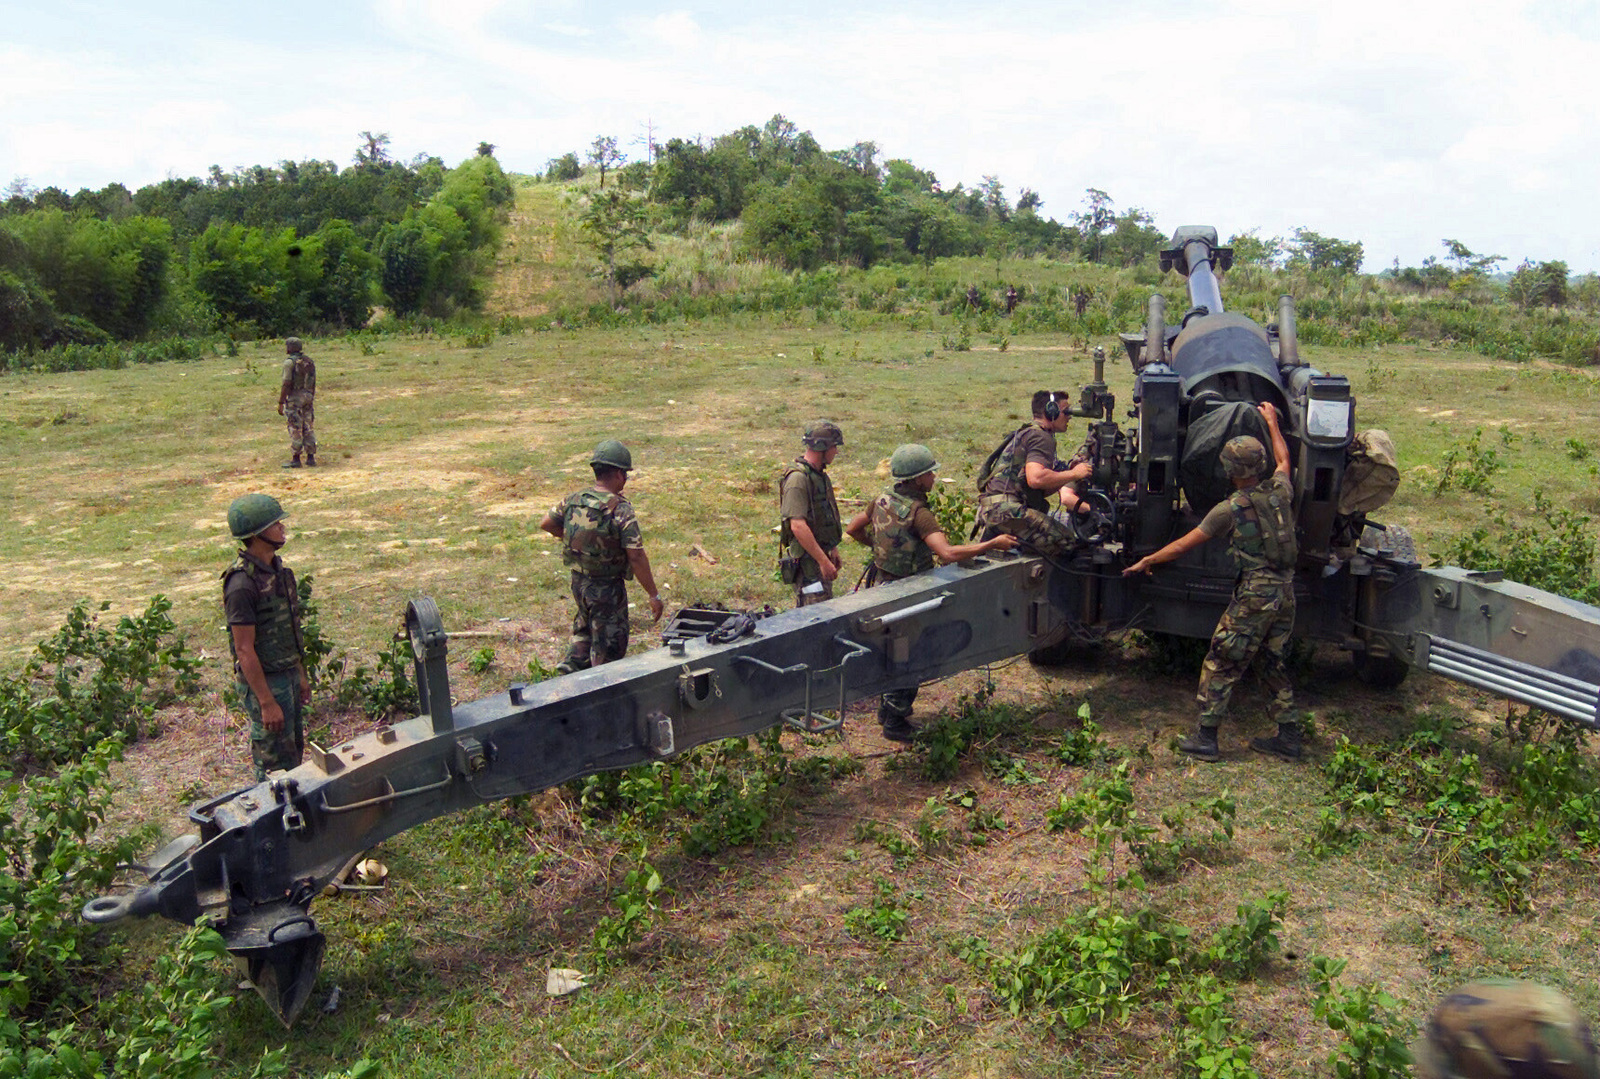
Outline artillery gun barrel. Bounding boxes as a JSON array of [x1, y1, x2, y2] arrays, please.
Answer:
[[1144, 294, 1167, 366], [1179, 234, 1224, 314]]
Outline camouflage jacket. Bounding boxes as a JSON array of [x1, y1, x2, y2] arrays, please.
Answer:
[[222, 552, 304, 674], [282, 352, 316, 398], [1227, 472, 1297, 577], [558, 488, 637, 579], [869, 484, 937, 579]]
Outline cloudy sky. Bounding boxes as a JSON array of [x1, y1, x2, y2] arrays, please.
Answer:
[[4, 0, 1598, 272]]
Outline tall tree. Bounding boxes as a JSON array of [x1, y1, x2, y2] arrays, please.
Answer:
[[579, 188, 653, 304], [1075, 188, 1116, 262], [587, 136, 625, 188], [355, 131, 392, 168]]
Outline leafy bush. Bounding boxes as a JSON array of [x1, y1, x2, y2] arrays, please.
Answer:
[[1436, 490, 1598, 603], [0, 597, 200, 767]]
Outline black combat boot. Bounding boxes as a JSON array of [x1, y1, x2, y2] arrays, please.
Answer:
[[305, 453, 316, 467], [880, 716, 916, 743], [1250, 722, 1303, 761], [283, 454, 301, 469], [1177, 725, 1221, 763]]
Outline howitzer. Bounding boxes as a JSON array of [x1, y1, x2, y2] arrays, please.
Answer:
[[84, 226, 1600, 1026]]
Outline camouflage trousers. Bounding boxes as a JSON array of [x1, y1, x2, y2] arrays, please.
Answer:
[[285, 394, 316, 456], [977, 497, 1074, 557], [794, 575, 834, 608], [1197, 574, 1296, 730], [860, 564, 919, 724], [563, 571, 630, 669], [239, 669, 305, 781]]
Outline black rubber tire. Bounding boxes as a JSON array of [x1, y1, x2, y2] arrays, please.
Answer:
[[1352, 648, 1410, 688]]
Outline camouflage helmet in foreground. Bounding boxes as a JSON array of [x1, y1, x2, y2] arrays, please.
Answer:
[[285, 337, 303, 354], [890, 444, 939, 481], [1414, 979, 1600, 1079], [228, 493, 287, 540], [1220, 435, 1268, 480], [802, 420, 844, 450], [591, 440, 634, 471]]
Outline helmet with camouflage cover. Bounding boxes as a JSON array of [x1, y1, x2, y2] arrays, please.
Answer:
[[228, 493, 287, 540], [1221, 435, 1268, 480], [890, 443, 939, 481], [285, 337, 303, 354], [591, 439, 633, 471], [1415, 979, 1600, 1079], [802, 420, 844, 450]]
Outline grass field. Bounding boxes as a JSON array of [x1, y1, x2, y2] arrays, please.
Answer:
[[4, 186, 1600, 1077]]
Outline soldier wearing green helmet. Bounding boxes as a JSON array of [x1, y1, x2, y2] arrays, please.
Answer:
[[779, 419, 846, 608], [1124, 402, 1301, 762], [1416, 979, 1599, 1079], [540, 439, 664, 673], [222, 493, 311, 780], [278, 337, 317, 468], [845, 445, 1017, 742]]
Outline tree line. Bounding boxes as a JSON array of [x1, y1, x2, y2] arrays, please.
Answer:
[[0, 136, 512, 352]]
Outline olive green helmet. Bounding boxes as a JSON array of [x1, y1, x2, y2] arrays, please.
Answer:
[[285, 337, 303, 354], [890, 443, 939, 481], [1415, 979, 1600, 1079], [802, 420, 844, 450], [1221, 435, 1267, 479], [228, 493, 287, 540], [591, 439, 634, 471]]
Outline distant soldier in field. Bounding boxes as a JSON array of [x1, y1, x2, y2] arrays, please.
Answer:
[[540, 440, 664, 673], [846, 444, 1016, 741], [223, 493, 310, 780], [779, 420, 845, 607], [975, 391, 1094, 557], [966, 285, 982, 310], [1004, 285, 1019, 314], [278, 337, 316, 468], [1415, 979, 1599, 1079], [1072, 287, 1091, 318], [1123, 402, 1300, 762]]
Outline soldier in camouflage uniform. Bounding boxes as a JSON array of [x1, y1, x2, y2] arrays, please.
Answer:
[[1124, 401, 1300, 762], [223, 493, 311, 780], [975, 391, 1094, 557], [779, 420, 845, 608], [1416, 979, 1599, 1079], [846, 445, 1016, 741], [278, 337, 317, 468], [540, 440, 664, 673]]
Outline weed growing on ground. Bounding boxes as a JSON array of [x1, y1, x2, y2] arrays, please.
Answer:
[[1310, 956, 1415, 1079], [844, 879, 912, 943], [0, 596, 200, 766], [1434, 427, 1505, 494], [466, 646, 496, 674], [1315, 715, 1600, 910]]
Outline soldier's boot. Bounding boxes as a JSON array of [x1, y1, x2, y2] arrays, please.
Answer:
[[555, 655, 590, 676], [1176, 724, 1221, 763], [283, 454, 301, 469], [879, 713, 916, 743], [1250, 722, 1303, 761], [305, 453, 316, 467]]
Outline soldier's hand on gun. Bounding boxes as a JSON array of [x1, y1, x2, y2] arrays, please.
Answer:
[[647, 594, 665, 622], [1258, 401, 1279, 425], [989, 534, 1019, 553], [1122, 556, 1154, 578]]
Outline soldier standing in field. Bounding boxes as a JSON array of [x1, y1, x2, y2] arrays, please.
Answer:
[[846, 445, 1017, 741], [1004, 285, 1019, 314], [540, 440, 664, 673], [223, 493, 310, 780], [779, 420, 845, 607], [1123, 402, 1301, 762], [975, 391, 1094, 556], [278, 337, 316, 468]]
